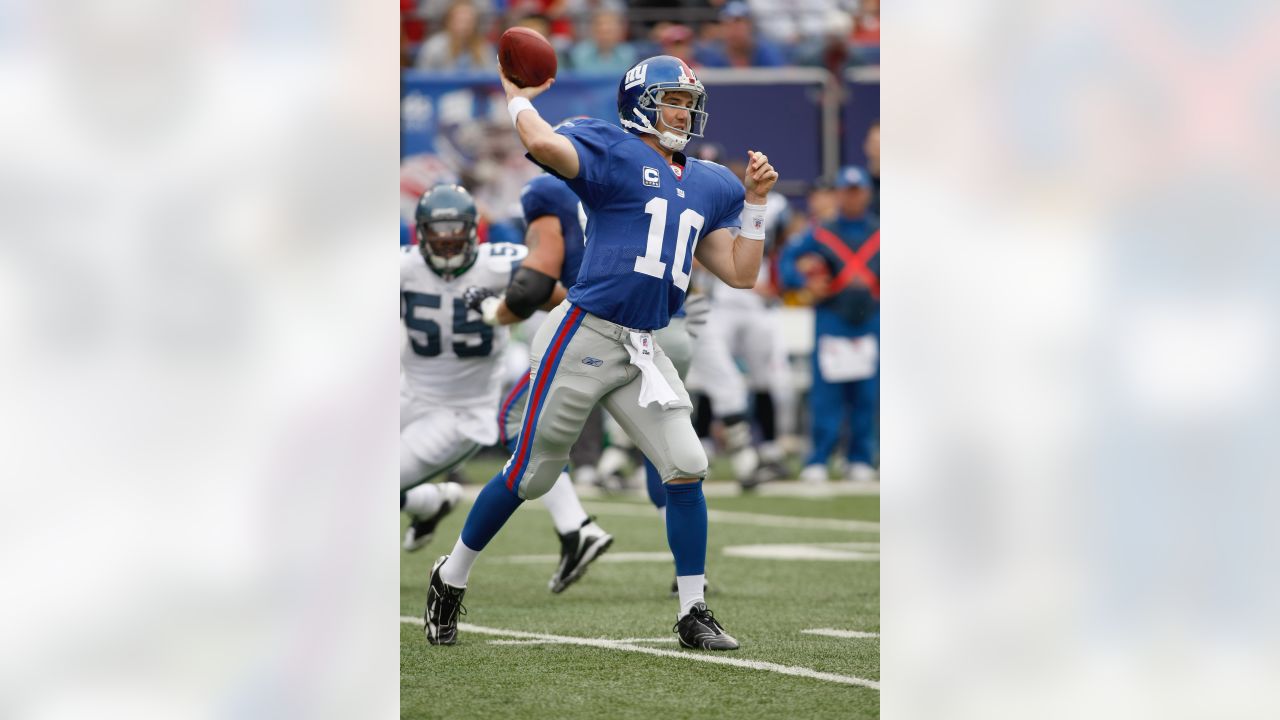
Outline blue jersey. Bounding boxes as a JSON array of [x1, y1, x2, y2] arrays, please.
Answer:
[[533, 118, 744, 330], [520, 174, 588, 287]]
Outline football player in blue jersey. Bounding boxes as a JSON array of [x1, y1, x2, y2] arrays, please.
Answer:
[[464, 144, 714, 596], [424, 55, 778, 651]]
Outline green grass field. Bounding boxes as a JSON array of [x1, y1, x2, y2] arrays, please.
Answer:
[[401, 455, 879, 719]]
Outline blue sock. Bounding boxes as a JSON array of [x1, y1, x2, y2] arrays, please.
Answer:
[[644, 457, 667, 509], [459, 472, 525, 551], [664, 481, 707, 576]]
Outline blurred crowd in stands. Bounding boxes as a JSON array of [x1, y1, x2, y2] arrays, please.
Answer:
[[401, 0, 879, 74]]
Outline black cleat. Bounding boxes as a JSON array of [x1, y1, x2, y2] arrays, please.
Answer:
[[741, 460, 787, 491], [403, 482, 462, 552], [549, 518, 614, 593], [674, 602, 739, 651], [424, 555, 466, 645]]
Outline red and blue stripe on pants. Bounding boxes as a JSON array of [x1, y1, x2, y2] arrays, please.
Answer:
[[497, 372, 529, 451], [500, 306, 586, 491]]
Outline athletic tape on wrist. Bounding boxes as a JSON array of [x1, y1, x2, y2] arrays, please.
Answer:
[[480, 295, 502, 326], [740, 202, 767, 240], [507, 97, 536, 128]]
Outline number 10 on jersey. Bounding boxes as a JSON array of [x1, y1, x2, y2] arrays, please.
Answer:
[[634, 197, 704, 291]]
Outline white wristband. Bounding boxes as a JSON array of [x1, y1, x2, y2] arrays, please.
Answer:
[[507, 97, 536, 128], [740, 202, 767, 240], [480, 295, 503, 326]]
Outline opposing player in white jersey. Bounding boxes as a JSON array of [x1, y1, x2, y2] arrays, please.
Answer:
[[685, 179, 794, 487], [400, 184, 529, 550]]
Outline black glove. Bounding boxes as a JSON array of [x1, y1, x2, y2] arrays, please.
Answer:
[[462, 286, 498, 314]]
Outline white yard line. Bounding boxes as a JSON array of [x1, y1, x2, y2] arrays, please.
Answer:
[[704, 509, 877, 533], [459, 481, 878, 502], [723, 543, 880, 561], [491, 544, 880, 564], [488, 551, 673, 564], [489, 637, 677, 645], [702, 482, 880, 498], [487, 639, 575, 645], [802, 628, 880, 639], [400, 616, 879, 690]]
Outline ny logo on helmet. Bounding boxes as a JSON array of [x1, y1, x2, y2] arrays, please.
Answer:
[[624, 64, 648, 90], [677, 63, 698, 86]]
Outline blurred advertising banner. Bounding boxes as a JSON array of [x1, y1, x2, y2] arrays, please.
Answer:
[[401, 68, 878, 201], [401, 72, 619, 159], [842, 67, 881, 169]]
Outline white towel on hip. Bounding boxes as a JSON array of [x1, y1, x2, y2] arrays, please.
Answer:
[[625, 331, 687, 409]]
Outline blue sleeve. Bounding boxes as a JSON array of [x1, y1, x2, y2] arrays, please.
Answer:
[[520, 176, 564, 224], [708, 165, 745, 233], [526, 119, 618, 209], [779, 231, 818, 290], [400, 218, 411, 246], [487, 222, 523, 246]]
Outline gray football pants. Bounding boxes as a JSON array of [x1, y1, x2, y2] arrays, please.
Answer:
[[502, 317, 694, 444], [499, 302, 707, 500]]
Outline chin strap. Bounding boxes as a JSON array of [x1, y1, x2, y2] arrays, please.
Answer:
[[658, 131, 689, 152], [622, 109, 689, 152]]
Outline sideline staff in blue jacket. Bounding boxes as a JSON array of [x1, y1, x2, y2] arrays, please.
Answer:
[[780, 166, 880, 483]]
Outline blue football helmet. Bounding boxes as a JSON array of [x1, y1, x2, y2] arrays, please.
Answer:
[[617, 55, 708, 152]]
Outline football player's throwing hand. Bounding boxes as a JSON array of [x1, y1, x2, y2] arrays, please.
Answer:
[[497, 59, 555, 101]]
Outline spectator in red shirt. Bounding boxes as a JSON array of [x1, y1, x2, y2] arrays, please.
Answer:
[[506, 0, 575, 49], [655, 23, 703, 68], [852, 0, 880, 45]]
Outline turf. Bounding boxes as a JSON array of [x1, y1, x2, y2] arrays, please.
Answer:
[[400, 470, 879, 720]]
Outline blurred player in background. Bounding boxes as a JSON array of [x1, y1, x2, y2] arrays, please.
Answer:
[[684, 149, 794, 488], [400, 184, 529, 549], [779, 166, 880, 483], [402, 182, 624, 588], [425, 55, 778, 651]]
